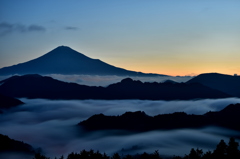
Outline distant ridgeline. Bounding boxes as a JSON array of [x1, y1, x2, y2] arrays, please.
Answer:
[[79, 103, 240, 132], [0, 46, 165, 77], [0, 74, 232, 100], [187, 73, 240, 97]]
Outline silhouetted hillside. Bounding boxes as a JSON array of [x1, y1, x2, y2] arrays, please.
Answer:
[[0, 93, 24, 110], [0, 74, 231, 100], [79, 103, 240, 131], [105, 78, 231, 100], [0, 134, 35, 153], [0, 46, 165, 77], [162, 79, 178, 84], [186, 73, 240, 97], [0, 74, 103, 99]]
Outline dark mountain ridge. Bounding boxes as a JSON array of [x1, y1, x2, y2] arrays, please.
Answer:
[[105, 78, 231, 100], [0, 74, 102, 99], [79, 103, 240, 132], [0, 46, 165, 77], [0, 93, 24, 110], [0, 74, 231, 100], [187, 73, 240, 97], [0, 134, 35, 153]]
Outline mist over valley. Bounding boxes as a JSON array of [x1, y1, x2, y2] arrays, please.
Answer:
[[1, 98, 240, 158]]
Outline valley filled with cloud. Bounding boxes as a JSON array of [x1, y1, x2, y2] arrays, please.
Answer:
[[1, 98, 240, 158]]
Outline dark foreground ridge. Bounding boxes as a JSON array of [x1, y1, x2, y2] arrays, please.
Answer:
[[0, 46, 165, 77], [79, 103, 240, 131], [0, 74, 231, 100], [31, 137, 240, 159], [0, 134, 35, 154]]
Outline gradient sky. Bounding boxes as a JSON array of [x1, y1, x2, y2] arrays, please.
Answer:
[[0, 0, 240, 76]]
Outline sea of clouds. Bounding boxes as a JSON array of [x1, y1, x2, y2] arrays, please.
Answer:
[[0, 98, 240, 159]]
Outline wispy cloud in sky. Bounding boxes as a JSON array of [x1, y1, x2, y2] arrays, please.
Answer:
[[28, 25, 46, 32], [0, 22, 46, 36], [65, 26, 78, 31]]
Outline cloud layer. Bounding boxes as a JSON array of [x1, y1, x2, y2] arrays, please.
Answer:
[[0, 98, 240, 158], [0, 22, 46, 36], [65, 26, 78, 30]]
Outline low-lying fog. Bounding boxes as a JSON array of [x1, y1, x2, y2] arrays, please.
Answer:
[[1, 98, 240, 158]]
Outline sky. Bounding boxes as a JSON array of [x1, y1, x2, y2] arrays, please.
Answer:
[[0, 0, 240, 76]]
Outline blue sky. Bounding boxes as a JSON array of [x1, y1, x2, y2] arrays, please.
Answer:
[[0, 0, 240, 76]]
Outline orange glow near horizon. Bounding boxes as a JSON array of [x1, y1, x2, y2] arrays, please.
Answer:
[[113, 61, 240, 77], [127, 68, 239, 77]]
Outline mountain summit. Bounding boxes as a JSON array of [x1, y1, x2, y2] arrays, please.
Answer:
[[0, 46, 165, 76], [186, 73, 240, 97]]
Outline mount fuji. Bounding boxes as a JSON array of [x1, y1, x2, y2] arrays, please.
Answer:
[[0, 46, 166, 76]]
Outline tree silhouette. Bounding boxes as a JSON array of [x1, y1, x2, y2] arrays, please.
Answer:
[[111, 153, 121, 159], [103, 152, 110, 159], [92, 150, 103, 159], [202, 150, 212, 159], [67, 152, 80, 159], [140, 152, 150, 159], [188, 148, 203, 159], [152, 150, 162, 159], [172, 155, 182, 159], [213, 139, 227, 159], [34, 153, 50, 159], [226, 137, 240, 159], [31, 137, 240, 159], [123, 154, 134, 159], [80, 149, 89, 158]]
